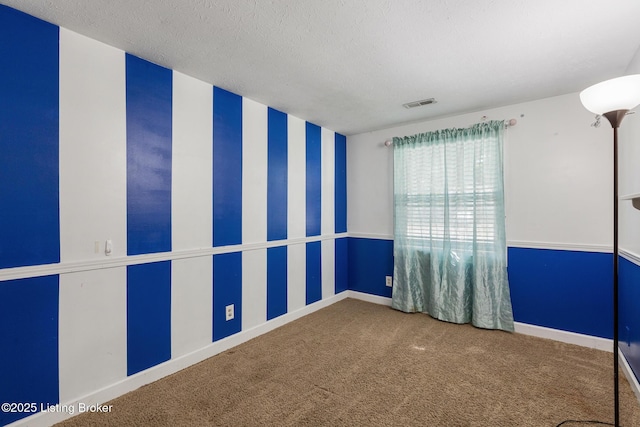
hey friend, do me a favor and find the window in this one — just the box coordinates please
[394,124,504,253]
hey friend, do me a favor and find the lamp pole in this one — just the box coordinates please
[581,74,640,427]
[602,110,626,427]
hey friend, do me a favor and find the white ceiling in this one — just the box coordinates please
[3,0,640,135]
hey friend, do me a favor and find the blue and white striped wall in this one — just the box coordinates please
[0,6,347,426]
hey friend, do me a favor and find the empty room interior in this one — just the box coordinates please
[3,1,640,426]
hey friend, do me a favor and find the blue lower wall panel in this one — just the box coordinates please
[348,238,394,298]
[306,241,322,305]
[267,246,288,320]
[508,247,612,339]
[0,275,59,425]
[213,252,242,341]
[127,262,172,376]
[335,238,348,294]
[620,257,640,382]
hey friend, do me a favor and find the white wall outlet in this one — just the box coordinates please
[225,304,234,321]
[385,276,393,287]
[105,239,112,256]
[94,241,100,254]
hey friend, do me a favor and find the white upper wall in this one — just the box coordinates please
[625,46,640,75]
[616,42,640,257]
[348,92,613,251]
[619,105,640,257]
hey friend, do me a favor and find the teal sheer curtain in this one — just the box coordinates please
[391,120,514,332]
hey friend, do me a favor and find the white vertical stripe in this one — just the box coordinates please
[172,71,213,250]
[172,257,213,357]
[242,98,268,244]
[321,128,336,235]
[321,239,335,299]
[242,249,267,330]
[288,115,306,239]
[59,28,126,262]
[287,243,306,312]
[59,268,127,403]
[242,98,268,243]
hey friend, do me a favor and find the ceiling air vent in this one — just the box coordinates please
[403,98,437,109]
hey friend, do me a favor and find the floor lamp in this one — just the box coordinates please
[580,74,640,427]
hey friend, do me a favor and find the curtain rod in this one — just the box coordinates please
[384,117,518,147]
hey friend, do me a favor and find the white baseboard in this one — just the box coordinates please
[619,348,640,404]
[8,292,349,427]
[513,322,613,352]
[347,290,392,306]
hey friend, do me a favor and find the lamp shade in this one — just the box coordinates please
[580,74,640,115]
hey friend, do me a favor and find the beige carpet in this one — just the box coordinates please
[57,298,640,426]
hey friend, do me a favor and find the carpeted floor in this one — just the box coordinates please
[57,298,640,426]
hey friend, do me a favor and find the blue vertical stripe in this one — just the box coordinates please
[267,108,288,241]
[305,122,322,237]
[0,6,59,268]
[335,238,348,294]
[0,275,59,425]
[267,246,288,320]
[126,55,172,255]
[213,252,242,341]
[334,133,347,233]
[306,241,322,305]
[213,87,243,247]
[127,262,172,376]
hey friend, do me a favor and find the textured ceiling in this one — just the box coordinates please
[3,0,640,135]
